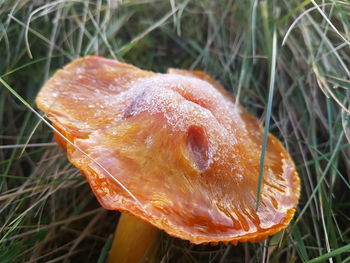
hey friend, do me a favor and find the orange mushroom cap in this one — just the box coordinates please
[36,56,300,245]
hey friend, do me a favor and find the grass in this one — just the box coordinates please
[1,0,350,262]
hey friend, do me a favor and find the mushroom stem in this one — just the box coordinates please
[107,212,159,263]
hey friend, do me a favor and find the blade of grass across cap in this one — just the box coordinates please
[256,28,277,210]
[0,77,146,213]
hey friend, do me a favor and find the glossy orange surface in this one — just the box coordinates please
[36,56,300,244]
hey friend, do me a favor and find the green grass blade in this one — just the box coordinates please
[97,236,112,263]
[306,244,350,263]
[256,29,277,210]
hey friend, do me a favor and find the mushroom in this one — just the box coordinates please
[35,56,300,262]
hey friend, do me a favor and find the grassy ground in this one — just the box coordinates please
[1,0,350,262]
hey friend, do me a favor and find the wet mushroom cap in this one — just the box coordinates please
[36,56,300,245]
